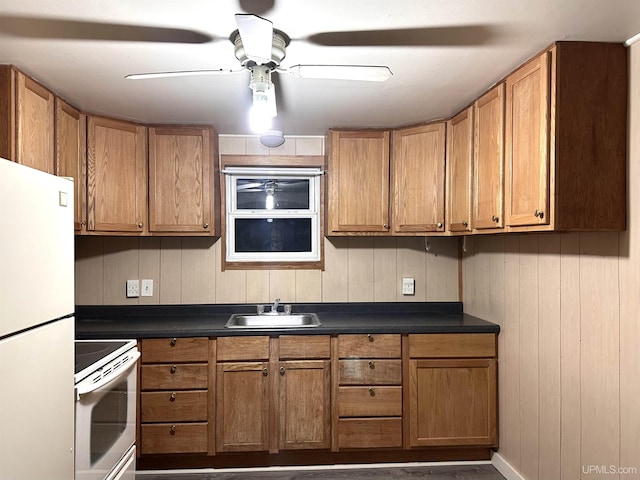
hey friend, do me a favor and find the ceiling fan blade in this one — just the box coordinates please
[235,14,273,64]
[0,15,212,43]
[306,25,496,47]
[125,69,243,80]
[282,65,392,82]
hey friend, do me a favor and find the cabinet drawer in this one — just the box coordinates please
[140,390,207,422]
[338,334,401,358]
[141,364,208,390]
[140,337,209,363]
[217,336,270,361]
[279,335,330,359]
[338,418,402,449]
[339,359,401,385]
[409,334,496,358]
[338,386,402,417]
[140,423,208,454]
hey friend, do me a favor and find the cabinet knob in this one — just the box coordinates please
[263,367,269,377]
[534,209,545,219]
[383,224,389,229]
[138,222,143,228]
[437,222,443,229]
[492,215,499,223]
[80,220,86,226]
[203,223,209,229]
[279,366,285,376]
[170,338,177,346]
[462,220,469,227]
[368,360,375,369]
[170,365,177,374]
[367,334,374,342]
[170,392,176,402]
[170,425,176,435]
[368,388,376,397]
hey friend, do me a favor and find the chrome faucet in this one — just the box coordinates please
[271,298,280,313]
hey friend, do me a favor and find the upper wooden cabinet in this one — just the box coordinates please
[326,129,390,234]
[87,115,148,234]
[55,99,87,232]
[0,67,55,174]
[505,42,627,231]
[473,84,505,231]
[446,108,474,233]
[392,123,446,234]
[148,126,219,235]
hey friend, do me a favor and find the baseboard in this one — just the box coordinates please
[491,452,527,480]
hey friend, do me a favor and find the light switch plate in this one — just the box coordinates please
[141,279,153,297]
[402,277,415,295]
[126,279,139,298]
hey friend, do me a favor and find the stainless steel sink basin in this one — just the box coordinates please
[225,313,321,329]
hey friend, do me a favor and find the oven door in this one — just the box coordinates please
[75,355,138,480]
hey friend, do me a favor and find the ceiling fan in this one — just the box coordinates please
[124,14,394,131]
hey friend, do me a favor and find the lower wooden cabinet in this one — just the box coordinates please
[406,334,498,448]
[335,334,403,450]
[279,359,331,450]
[215,335,332,453]
[138,337,211,455]
[137,332,498,464]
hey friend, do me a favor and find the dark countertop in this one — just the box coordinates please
[75,302,499,339]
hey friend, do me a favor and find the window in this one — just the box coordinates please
[223,167,323,264]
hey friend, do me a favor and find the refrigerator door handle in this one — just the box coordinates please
[75,351,140,399]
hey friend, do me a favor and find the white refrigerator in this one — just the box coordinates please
[0,158,75,479]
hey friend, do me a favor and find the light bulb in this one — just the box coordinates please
[250,91,272,133]
[265,193,274,210]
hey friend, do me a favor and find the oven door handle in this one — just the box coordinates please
[75,351,140,398]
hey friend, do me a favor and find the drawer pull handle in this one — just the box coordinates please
[369,388,376,397]
[534,209,544,219]
[170,338,177,346]
[492,215,500,223]
[368,360,375,369]
[279,367,285,376]
[263,367,269,377]
[367,334,374,342]
[170,365,177,374]
[170,393,176,402]
[170,425,176,435]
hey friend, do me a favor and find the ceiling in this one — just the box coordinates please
[1,0,639,136]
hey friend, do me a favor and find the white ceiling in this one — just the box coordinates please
[1,0,639,136]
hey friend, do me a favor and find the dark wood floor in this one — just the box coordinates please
[137,464,506,480]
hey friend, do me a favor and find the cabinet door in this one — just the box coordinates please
[15,71,54,174]
[408,358,497,447]
[148,126,216,234]
[505,52,551,227]
[279,360,330,450]
[392,123,446,233]
[55,99,86,232]
[87,116,147,233]
[216,362,270,452]
[446,109,474,233]
[473,84,505,230]
[327,130,390,233]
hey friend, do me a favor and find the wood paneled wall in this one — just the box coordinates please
[75,135,459,305]
[463,43,640,480]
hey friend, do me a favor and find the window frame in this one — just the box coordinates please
[220,156,325,271]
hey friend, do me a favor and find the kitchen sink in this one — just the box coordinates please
[225,313,321,329]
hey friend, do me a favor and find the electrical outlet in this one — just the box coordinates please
[126,279,139,298]
[141,279,153,297]
[402,277,415,295]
